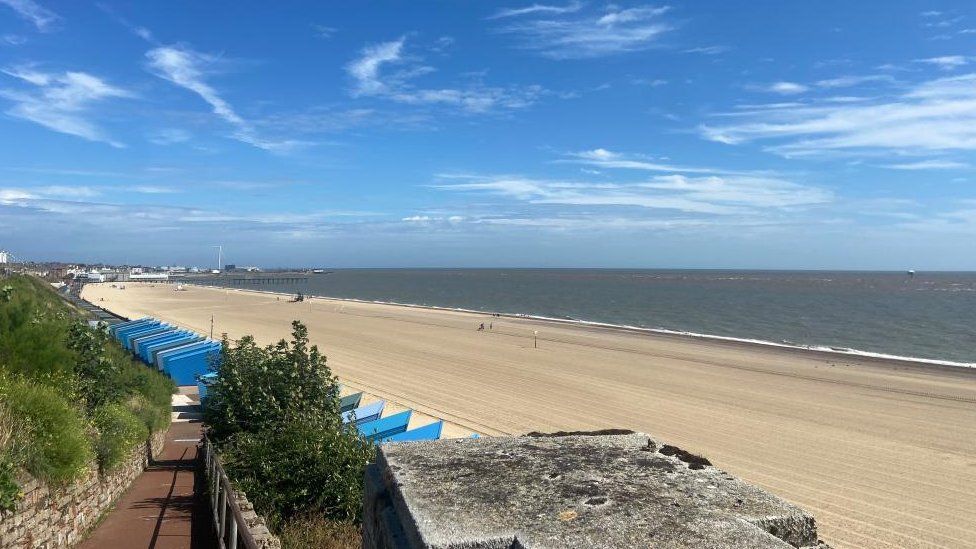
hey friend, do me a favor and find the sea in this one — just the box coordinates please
[200,269,976,366]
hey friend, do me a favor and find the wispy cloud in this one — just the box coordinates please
[148,127,192,145]
[684,45,729,55]
[701,72,976,158]
[881,159,970,170]
[0,66,130,146]
[0,0,59,32]
[916,55,971,70]
[759,81,809,95]
[146,44,304,152]
[346,37,545,113]
[432,172,831,215]
[564,148,720,174]
[493,4,673,59]
[312,24,336,38]
[488,2,582,20]
[814,74,894,88]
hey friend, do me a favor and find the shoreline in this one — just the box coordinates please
[187,282,976,372]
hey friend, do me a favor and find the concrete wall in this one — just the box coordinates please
[0,430,166,548]
[364,431,832,549]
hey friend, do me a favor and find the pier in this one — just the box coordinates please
[182,273,310,286]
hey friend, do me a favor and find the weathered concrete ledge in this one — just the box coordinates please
[364,431,831,548]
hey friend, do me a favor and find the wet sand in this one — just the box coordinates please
[83,282,976,549]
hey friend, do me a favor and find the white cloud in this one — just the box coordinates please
[684,45,728,55]
[565,148,720,174]
[312,24,336,38]
[146,45,303,152]
[701,72,976,157]
[0,0,58,32]
[432,172,831,215]
[814,74,894,88]
[488,2,582,19]
[881,159,970,170]
[0,66,130,146]
[493,3,672,59]
[148,127,192,145]
[763,82,809,95]
[917,55,970,70]
[346,37,545,113]
[347,38,405,96]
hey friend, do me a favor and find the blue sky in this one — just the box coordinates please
[1,1,975,269]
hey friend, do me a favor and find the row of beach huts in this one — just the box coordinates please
[107,317,446,443]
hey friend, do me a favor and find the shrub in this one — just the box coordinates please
[93,403,149,471]
[279,515,361,549]
[204,321,375,527]
[125,394,170,434]
[205,321,341,443]
[1,379,92,485]
[222,420,375,526]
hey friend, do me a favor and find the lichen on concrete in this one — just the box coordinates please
[364,431,829,548]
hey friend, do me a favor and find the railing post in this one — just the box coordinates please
[218,485,227,539]
[228,516,238,549]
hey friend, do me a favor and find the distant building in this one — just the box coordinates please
[224,264,237,272]
[0,251,8,264]
[129,273,169,281]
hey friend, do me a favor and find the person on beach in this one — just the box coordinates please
[478,323,485,331]
[489,322,493,330]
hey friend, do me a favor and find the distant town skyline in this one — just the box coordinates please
[1,1,975,269]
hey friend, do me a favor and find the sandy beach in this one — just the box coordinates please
[83,282,976,549]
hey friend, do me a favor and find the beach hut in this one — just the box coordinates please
[131,328,180,356]
[161,343,221,385]
[108,317,152,337]
[129,324,176,355]
[147,335,203,368]
[154,339,213,369]
[381,421,444,443]
[122,324,172,350]
[135,330,193,362]
[342,401,385,424]
[112,318,159,343]
[357,410,412,440]
[339,392,363,413]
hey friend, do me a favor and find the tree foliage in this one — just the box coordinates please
[204,321,375,526]
[205,321,343,441]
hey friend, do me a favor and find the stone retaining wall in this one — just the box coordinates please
[0,429,167,548]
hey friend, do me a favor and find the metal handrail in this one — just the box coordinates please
[201,437,260,549]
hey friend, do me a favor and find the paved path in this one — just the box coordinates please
[78,391,216,549]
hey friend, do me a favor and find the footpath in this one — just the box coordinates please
[77,389,216,549]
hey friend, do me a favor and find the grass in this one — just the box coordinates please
[93,403,149,471]
[0,274,174,489]
[0,377,93,485]
[278,515,361,549]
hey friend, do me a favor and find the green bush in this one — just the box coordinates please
[222,420,374,526]
[93,403,149,471]
[0,275,173,491]
[205,321,341,442]
[204,321,375,528]
[125,394,170,434]
[1,379,93,485]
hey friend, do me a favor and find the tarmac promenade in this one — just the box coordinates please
[77,391,215,549]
